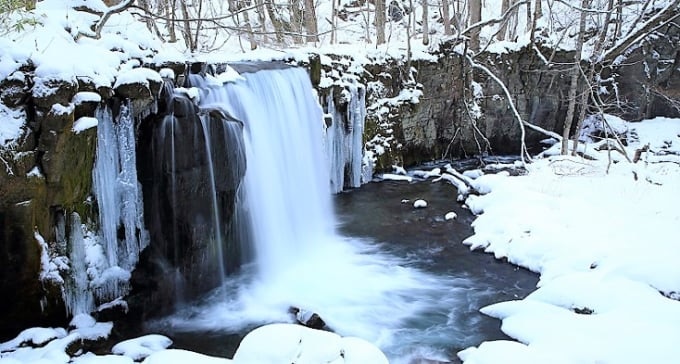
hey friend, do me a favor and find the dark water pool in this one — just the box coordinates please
[151,179,537,363]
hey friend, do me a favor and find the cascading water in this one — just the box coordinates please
[189,67,336,278]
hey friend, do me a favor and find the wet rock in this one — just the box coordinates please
[289,307,328,330]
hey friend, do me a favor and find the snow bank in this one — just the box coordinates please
[1,323,388,364]
[459,117,680,364]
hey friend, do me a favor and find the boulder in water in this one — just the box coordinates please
[288,306,328,330]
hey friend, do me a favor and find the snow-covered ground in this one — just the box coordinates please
[458,117,680,363]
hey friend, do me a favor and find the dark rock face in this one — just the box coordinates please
[0,64,168,338]
[0,78,95,340]
[132,81,247,318]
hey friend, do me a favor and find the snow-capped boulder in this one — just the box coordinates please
[232,323,388,364]
[413,199,428,208]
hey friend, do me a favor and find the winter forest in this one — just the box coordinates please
[0,0,679,363]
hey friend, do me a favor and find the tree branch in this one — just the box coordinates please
[601,0,680,64]
[462,0,528,37]
[74,0,136,39]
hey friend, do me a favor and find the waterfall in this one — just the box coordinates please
[325,80,367,193]
[189,66,332,280]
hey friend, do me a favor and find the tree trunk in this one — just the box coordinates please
[442,0,451,35]
[498,0,510,40]
[407,0,413,68]
[289,0,304,43]
[193,0,204,51]
[468,0,482,51]
[179,0,196,51]
[168,0,178,43]
[242,8,259,49]
[376,0,386,44]
[561,0,589,154]
[265,0,285,42]
[303,0,319,42]
[422,0,429,45]
[331,0,337,43]
[530,0,541,42]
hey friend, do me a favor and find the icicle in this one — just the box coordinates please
[116,102,148,270]
[324,80,367,193]
[93,106,121,268]
[91,102,149,307]
[347,81,367,188]
[64,212,94,316]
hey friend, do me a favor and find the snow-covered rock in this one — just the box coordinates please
[413,199,428,208]
[112,335,173,361]
[232,323,388,364]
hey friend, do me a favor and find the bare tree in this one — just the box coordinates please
[468,0,482,51]
[422,0,429,45]
[560,0,589,155]
[303,0,319,42]
[330,0,338,43]
[498,0,510,40]
[376,0,386,44]
[441,0,452,35]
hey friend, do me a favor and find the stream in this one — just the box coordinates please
[150,177,537,363]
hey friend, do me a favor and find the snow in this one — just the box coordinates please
[0,328,67,352]
[458,118,680,363]
[0,104,25,146]
[142,350,232,364]
[1,324,387,364]
[232,324,388,364]
[158,68,175,80]
[444,212,457,220]
[413,199,428,208]
[69,314,97,329]
[380,173,413,182]
[26,166,43,178]
[72,117,98,134]
[113,68,162,89]
[111,335,172,361]
[73,92,102,105]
